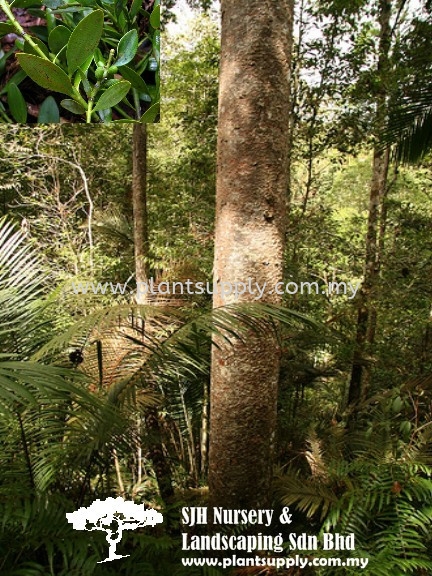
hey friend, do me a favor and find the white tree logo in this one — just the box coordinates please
[66,497,163,563]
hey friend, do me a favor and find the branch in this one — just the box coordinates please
[8,153,95,271]
[0,0,49,60]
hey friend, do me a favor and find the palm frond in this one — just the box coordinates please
[383,87,432,163]
[32,301,327,401]
[94,209,134,246]
[0,216,59,359]
[276,467,338,520]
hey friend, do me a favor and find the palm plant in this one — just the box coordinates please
[384,87,432,163]
[34,295,322,488]
[0,218,327,574]
[0,218,142,574]
[383,12,432,164]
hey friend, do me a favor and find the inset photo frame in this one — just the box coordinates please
[0,0,159,123]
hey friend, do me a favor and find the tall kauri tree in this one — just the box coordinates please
[208,0,293,509]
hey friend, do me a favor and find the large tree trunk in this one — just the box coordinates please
[208,0,293,509]
[347,0,392,418]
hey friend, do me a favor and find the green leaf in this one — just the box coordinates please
[0,48,17,77]
[140,101,159,123]
[38,96,60,123]
[97,108,112,122]
[115,29,138,67]
[0,70,26,97]
[51,5,88,12]
[60,98,86,114]
[10,0,42,6]
[118,65,148,93]
[114,0,125,17]
[23,37,49,58]
[153,29,160,62]
[45,10,57,35]
[0,23,16,35]
[48,25,71,54]
[144,83,157,101]
[93,47,104,65]
[29,25,49,42]
[129,0,142,18]
[44,0,66,6]
[392,396,403,413]
[66,9,104,74]
[150,4,160,29]
[400,420,412,436]
[7,83,27,123]
[15,38,24,51]
[93,80,131,112]
[78,52,94,76]
[17,54,74,96]
[77,69,92,95]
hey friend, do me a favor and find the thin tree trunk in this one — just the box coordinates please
[209,0,293,509]
[113,448,125,497]
[347,0,392,418]
[132,123,149,304]
[131,415,143,498]
[145,408,174,502]
[180,385,198,484]
[131,124,174,501]
[366,149,395,347]
[286,0,305,212]
[200,379,209,477]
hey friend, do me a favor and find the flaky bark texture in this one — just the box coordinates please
[132,123,149,304]
[209,0,292,509]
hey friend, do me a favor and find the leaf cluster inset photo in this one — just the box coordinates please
[0,0,160,123]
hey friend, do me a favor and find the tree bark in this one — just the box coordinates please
[208,0,293,509]
[200,378,209,477]
[347,0,392,418]
[131,124,175,501]
[132,123,149,304]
